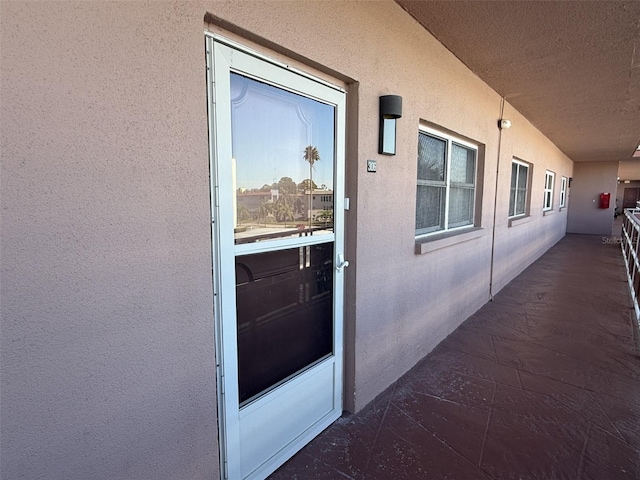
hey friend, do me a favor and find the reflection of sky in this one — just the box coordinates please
[231,73,335,190]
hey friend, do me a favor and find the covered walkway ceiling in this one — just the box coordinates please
[396,0,640,164]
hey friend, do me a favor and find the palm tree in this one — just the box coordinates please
[274,196,294,225]
[258,200,274,226]
[303,145,320,221]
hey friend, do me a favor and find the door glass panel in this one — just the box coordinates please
[235,243,334,405]
[231,73,335,244]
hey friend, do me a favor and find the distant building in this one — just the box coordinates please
[236,191,276,218]
[237,189,333,221]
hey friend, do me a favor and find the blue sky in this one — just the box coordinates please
[231,73,335,190]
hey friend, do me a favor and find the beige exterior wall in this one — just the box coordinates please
[1,3,219,480]
[567,162,618,234]
[490,102,573,294]
[2,2,574,479]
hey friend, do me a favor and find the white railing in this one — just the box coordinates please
[620,207,640,326]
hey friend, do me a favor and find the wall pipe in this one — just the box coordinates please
[489,97,505,300]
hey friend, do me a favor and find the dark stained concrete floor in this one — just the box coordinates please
[269,234,640,479]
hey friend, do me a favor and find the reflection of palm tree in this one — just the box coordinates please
[303,145,320,221]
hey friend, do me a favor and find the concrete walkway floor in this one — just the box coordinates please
[269,234,640,479]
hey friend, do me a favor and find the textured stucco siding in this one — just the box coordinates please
[490,102,573,295]
[1,3,219,480]
[205,0,570,410]
[1,1,574,479]
[567,162,618,234]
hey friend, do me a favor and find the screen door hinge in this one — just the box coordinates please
[344,197,350,210]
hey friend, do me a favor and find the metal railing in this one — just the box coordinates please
[620,207,640,325]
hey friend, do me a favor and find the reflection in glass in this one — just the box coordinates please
[230,73,335,244]
[509,162,528,217]
[417,133,446,182]
[448,186,474,228]
[449,143,476,228]
[509,162,518,216]
[235,244,334,405]
[416,132,447,233]
[450,144,475,184]
[416,184,445,232]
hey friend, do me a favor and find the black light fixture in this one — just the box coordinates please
[379,95,402,155]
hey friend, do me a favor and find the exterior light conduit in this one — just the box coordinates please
[489,97,506,301]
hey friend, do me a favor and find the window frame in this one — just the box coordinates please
[559,176,568,208]
[415,125,478,238]
[509,158,531,218]
[543,170,555,212]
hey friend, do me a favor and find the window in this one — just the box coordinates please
[415,126,477,236]
[509,159,530,217]
[543,170,555,211]
[559,176,567,208]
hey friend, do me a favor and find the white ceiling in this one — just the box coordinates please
[396,0,640,164]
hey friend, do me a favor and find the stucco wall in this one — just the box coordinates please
[1,3,218,480]
[207,0,501,410]
[2,1,575,479]
[490,102,573,294]
[567,162,618,234]
[205,0,570,411]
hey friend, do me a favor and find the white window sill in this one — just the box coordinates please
[508,215,532,228]
[415,227,485,255]
[543,209,555,216]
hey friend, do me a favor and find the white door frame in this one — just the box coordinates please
[206,34,346,480]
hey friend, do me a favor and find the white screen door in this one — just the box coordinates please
[206,37,346,480]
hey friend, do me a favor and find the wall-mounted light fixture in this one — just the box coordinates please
[379,95,402,155]
[498,119,512,129]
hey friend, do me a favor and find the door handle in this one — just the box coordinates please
[336,253,350,272]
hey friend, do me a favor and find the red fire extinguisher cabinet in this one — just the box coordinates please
[599,192,610,209]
